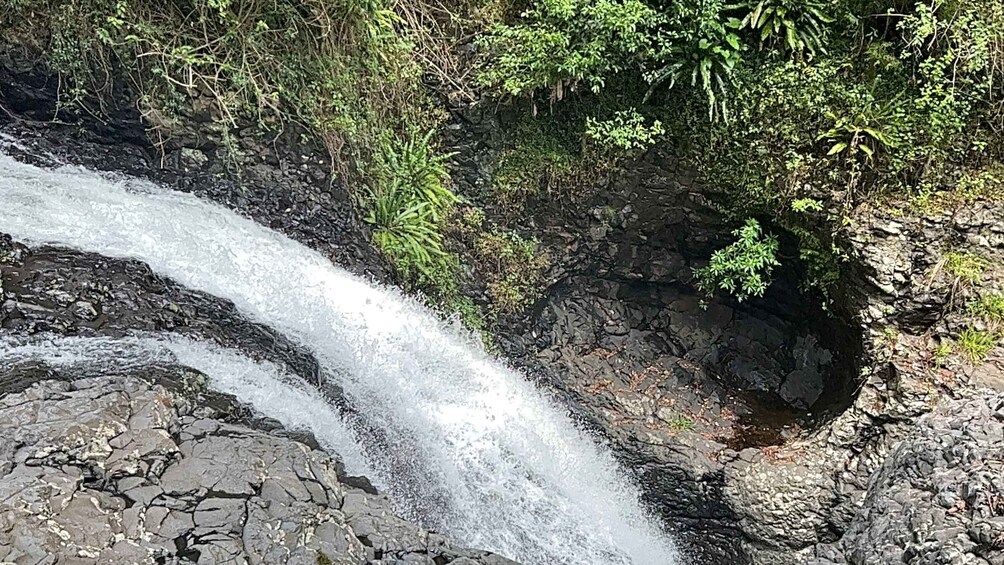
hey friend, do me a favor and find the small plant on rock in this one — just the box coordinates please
[957,166,1004,203]
[933,341,952,368]
[695,218,780,302]
[377,130,457,221]
[666,414,696,432]
[447,207,550,319]
[585,109,666,153]
[957,327,996,364]
[943,251,989,286]
[365,180,448,276]
[791,197,824,213]
[968,292,1004,328]
[478,231,549,317]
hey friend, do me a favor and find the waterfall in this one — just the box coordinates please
[0,334,375,477]
[0,150,679,565]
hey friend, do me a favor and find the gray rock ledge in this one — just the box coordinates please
[0,376,516,565]
[807,393,1004,565]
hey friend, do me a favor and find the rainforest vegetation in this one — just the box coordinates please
[2,0,1002,327]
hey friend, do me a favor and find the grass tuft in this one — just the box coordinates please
[957,327,996,364]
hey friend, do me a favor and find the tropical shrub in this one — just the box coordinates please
[375,130,457,221]
[643,0,743,119]
[365,181,447,276]
[899,1,1004,146]
[818,96,903,165]
[479,0,746,117]
[364,130,458,283]
[695,219,780,302]
[585,109,665,152]
[477,0,662,98]
[734,0,833,56]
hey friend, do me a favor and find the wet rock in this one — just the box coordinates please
[780,338,833,409]
[178,147,209,170]
[778,369,824,409]
[0,243,323,395]
[72,300,99,320]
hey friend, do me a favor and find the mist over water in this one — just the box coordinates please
[0,151,679,564]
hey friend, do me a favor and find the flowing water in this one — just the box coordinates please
[0,150,679,564]
[0,334,375,476]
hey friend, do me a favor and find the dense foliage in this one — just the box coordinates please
[0,0,486,315]
[475,0,662,98]
[5,0,1002,338]
[478,0,1004,301]
[3,0,430,158]
[481,0,999,196]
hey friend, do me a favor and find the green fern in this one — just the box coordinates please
[365,180,446,272]
[379,130,457,220]
[734,0,832,56]
[645,17,743,120]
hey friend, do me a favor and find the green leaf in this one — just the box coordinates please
[786,26,797,50]
[750,1,765,27]
[760,24,773,41]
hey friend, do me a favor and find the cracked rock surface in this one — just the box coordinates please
[0,376,515,565]
[807,393,1004,565]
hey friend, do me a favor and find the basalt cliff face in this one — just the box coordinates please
[527,149,1004,565]
[1,52,1003,565]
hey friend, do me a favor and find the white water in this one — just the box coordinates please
[0,151,679,564]
[0,334,375,476]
